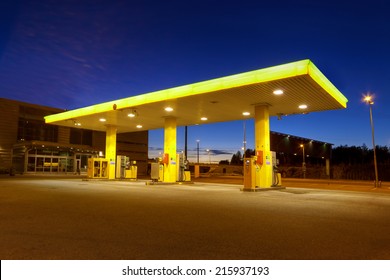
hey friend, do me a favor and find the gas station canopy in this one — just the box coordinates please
[45,59,348,132]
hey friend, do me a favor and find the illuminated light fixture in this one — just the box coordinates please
[273,89,284,95]
[136,124,143,128]
[242,112,250,116]
[99,118,106,122]
[298,104,308,109]
[200,117,208,121]
[128,109,138,118]
[164,107,174,112]
[74,121,81,126]
[363,94,374,105]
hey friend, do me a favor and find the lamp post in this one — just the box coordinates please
[243,120,247,156]
[206,149,211,164]
[364,94,379,188]
[300,144,306,178]
[196,140,200,164]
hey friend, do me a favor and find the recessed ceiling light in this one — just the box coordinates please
[136,124,143,128]
[99,118,106,122]
[165,107,173,112]
[128,109,137,117]
[242,112,250,116]
[299,104,308,109]
[273,89,284,95]
[200,117,208,121]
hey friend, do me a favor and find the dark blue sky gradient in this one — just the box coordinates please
[1,0,389,157]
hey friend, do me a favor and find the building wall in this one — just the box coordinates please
[0,99,19,171]
[58,126,70,144]
[117,131,148,175]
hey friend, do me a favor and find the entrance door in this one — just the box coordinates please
[76,159,81,175]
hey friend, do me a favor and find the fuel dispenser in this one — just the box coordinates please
[87,158,109,179]
[150,153,168,182]
[150,153,191,183]
[243,152,262,189]
[116,155,137,179]
[243,150,282,189]
[271,151,282,186]
[177,153,191,182]
[116,155,127,179]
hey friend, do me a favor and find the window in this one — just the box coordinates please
[18,118,58,142]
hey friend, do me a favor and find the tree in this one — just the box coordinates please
[230,151,243,165]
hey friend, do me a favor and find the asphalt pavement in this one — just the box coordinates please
[1,176,390,260]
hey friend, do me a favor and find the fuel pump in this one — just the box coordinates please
[116,155,127,179]
[126,160,137,179]
[177,153,191,182]
[271,151,282,186]
[243,151,262,190]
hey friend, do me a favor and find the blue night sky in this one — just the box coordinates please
[1,0,389,161]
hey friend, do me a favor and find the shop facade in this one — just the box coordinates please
[0,98,148,175]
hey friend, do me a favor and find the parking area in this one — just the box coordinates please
[1,176,390,259]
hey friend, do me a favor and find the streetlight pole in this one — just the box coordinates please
[196,140,200,164]
[300,144,306,179]
[243,120,247,156]
[364,94,379,188]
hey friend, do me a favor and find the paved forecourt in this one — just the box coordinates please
[1,177,390,259]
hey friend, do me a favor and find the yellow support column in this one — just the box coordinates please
[255,105,272,188]
[163,117,177,183]
[105,125,117,180]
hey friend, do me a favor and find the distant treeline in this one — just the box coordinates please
[332,145,390,165]
[331,145,390,181]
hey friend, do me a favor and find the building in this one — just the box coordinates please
[0,98,148,175]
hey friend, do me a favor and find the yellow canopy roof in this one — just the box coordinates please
[45,59,348,133]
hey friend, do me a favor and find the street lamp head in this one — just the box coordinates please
[363,94,374,105]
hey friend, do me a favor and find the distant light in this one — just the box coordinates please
[200,117,208,121]
[74,122,81,126]
[363,94,374,104]
[99,118,106,122]
[298,104,308,109]
[242,112,250,116]
[273,89,284,95]
[136,124,143,128]
[128,113,136,117]
[165,107,174,112]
